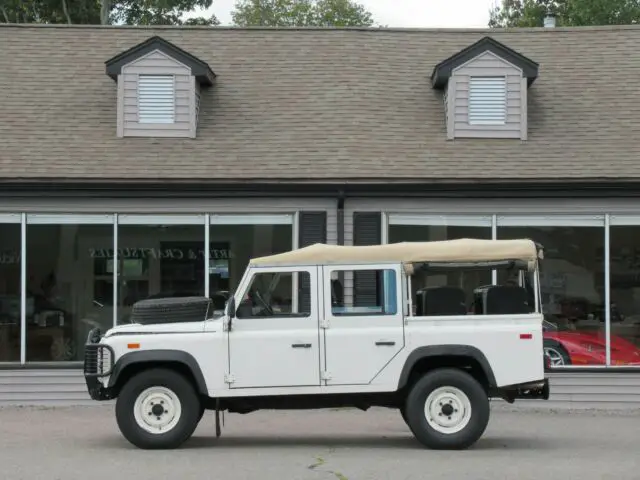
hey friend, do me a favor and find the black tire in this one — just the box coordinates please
[116,368,202,449]
[543,339,572,367]
[404,368,490,450]
[400,407,408,424]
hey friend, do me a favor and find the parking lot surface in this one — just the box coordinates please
[1,403,639,480]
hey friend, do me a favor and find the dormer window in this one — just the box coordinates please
[431,37,538,140]
[105,36,215,138]
[468,76,507,125]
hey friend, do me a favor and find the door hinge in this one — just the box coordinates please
[320,319,330,329]
[224,373,236,384]
[321,370,332,381]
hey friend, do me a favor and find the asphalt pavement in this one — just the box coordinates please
[1,403,639,480]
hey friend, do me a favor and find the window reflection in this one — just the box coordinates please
[208,224,292,313]
[0,223,21,361]
[26,224,114,362]
[116,225,206,324]
[498,225,609,367]
[607,226,640,366]
[388,224,492,308]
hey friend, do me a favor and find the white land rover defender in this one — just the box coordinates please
[84,238,549,450]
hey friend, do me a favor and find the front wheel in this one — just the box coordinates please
[116,368,202,449]
[404,368,490,450]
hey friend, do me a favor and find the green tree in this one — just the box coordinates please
[231,0,375,27]
[489,0,640,28]
[0,0,219,25]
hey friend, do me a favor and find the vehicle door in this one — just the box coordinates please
[227,266,321,389]
[322,264,405,385]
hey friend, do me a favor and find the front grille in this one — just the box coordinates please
[84,344,115,377]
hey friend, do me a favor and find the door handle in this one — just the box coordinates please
[291,343,312,349]
[375,341,396,346]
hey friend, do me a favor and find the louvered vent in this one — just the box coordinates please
[468,76,506,125]
[138,75,175,124]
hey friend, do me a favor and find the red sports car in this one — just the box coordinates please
[543,320,640,366]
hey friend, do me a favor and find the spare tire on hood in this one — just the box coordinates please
[129,296,213,325]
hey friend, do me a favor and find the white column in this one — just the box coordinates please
[604,214,611,366]
[112,214,119,328]
[20,213,26,364]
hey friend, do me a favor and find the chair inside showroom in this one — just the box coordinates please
[485,285,533,315]
[415,286,467,316]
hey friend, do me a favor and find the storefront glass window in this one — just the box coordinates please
[607,224,640,366]
[497,220,606,367]
[388,216,492,308]
[116,221,206,324]
[0,221,21,362]
[208,221,293,312]
[26,220,114,362]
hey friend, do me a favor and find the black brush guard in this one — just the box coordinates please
[83,328,116,401]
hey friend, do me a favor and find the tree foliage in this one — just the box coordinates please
[231,0,375,27]
[0,0,219,25]
[489,0,640,28]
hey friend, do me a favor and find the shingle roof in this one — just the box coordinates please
[1,23,640,183]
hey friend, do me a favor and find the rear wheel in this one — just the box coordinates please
[404,368,490,450]
[116,368,202,449]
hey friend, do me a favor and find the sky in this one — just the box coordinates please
[191,0,497,28]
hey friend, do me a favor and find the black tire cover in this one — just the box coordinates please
[129,296,213,325]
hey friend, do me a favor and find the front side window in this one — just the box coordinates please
[236,271,310,319]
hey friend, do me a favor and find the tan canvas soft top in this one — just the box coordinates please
[250,238,541,272]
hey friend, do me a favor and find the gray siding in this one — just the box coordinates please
[516,372,640,409]
[0,369,97,406]
[118,49,195,138]
[449,51,526,140]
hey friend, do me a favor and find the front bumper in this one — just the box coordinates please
[497,378,550,403]
[83,328,116,401]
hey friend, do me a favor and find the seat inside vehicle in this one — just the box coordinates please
[415,286,467,316]
[484,285,533,315]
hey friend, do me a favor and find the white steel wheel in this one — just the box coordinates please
[405,368,490,450]
[133,386,183,435]
[424,386,472,435]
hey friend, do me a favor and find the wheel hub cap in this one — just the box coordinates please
[424,386,472,434]
[133,386,182,435]
[544,347,566,366]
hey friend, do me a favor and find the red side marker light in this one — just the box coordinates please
[520,333,533,340]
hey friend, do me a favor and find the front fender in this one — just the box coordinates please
[107,349,208,395]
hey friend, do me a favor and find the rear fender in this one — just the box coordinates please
[397,345,497,390]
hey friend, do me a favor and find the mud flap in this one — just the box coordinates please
[215,398,224,438]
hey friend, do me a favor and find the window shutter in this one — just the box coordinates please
[195,88,201,125]
[468,76,506,125]
[353,212,382,307]
[298,212,327,313]
[138,75,175,124]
